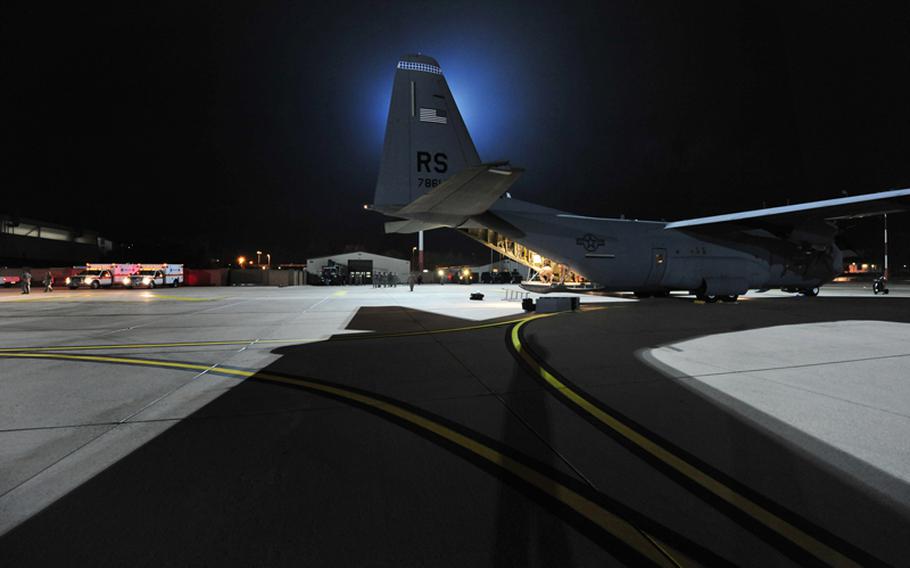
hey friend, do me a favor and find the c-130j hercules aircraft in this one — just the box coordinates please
[369,54,910,301]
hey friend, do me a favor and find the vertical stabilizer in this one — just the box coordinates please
[373,55,481,210]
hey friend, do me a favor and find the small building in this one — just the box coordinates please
[306,251,410,285]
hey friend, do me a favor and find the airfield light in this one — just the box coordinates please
[238,256,246,268]
[437,269,444,277]
[462,268,470,276]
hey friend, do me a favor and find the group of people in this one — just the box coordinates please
[17,270,54,294]
[372,272,399,288]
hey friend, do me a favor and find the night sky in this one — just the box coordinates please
[4,2,910,266]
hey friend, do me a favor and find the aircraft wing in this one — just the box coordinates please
[664,188,910,236]
[393,162,523,225]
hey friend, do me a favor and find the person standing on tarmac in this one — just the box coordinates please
[408,272,416,292]
[44,270,54,292]
[21,269,32,294]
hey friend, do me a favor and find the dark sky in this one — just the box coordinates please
[4,1,910,264]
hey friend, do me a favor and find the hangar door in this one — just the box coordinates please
[348,259,373,285]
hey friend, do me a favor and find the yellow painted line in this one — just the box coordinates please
[0,349,683,566]
[332,290,348,297]
[0,338,321,353]
[0,351,253,377]
[333,313,556,341]
[3,295,85,303]
[510,319,861,567]
[147,294,218,302]
[2,294,218,303]
[0,315,550,354]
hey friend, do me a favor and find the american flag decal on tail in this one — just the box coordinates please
[419,108,448,124]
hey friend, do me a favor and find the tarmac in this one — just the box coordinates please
[0,282,908,566]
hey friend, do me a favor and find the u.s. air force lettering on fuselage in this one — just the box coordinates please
[417,151,447,188]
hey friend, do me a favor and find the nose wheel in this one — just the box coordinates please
[800,287,820,297]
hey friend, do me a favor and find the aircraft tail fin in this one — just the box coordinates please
[373,55,481,211]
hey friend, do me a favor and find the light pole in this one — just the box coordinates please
[256,250,262,266]
[882,213,888,280]
[418,230,424,272]
[266,253,271,269]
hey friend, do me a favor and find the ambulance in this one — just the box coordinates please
[66,263,139,289]
[121,264,184,289]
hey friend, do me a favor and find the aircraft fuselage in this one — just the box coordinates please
[485,198,840,295]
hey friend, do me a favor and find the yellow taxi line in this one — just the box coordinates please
[0,349,683,566]
[510,318,861,567]
[0,314,554,353]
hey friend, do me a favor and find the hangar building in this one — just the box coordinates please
[306,251,410,285]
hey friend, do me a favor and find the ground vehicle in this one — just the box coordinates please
[1,275,21,288]
[66,268,115,289]
[873,276,890,295]
[320,262,348,285]
[121,264,183,288]
[65,263,139,289]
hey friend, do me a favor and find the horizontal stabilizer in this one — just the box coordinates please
[665,188,910,233]
[384,219,446,234]
[396,163,523,224]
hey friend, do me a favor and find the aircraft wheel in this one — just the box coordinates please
[801,287,819,297]
[633,291,652,299]
[697,294,718,303]
[721,294,738,302]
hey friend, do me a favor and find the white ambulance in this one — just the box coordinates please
[121,264,184,289]
[66,263,139,289]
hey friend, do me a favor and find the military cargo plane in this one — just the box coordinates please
[369,54,910,301]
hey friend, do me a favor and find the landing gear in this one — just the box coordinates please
[697,294,719,303]
[633,291,652,299]
[800,287,820,297]
[720,294,739,302]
